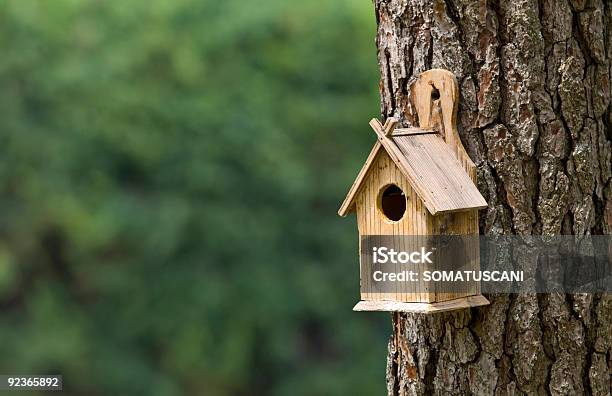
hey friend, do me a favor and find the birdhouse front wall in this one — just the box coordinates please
[354,149,480,303]
[354,150,431,237]
[354,150,432,303]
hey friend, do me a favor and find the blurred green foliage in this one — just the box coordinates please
[0,0,388,395]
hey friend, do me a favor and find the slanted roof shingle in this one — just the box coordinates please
[338,121,487,216]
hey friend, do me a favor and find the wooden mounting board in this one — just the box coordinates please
[353,295,489,314]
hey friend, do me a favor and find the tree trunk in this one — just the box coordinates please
[373,0,612,394]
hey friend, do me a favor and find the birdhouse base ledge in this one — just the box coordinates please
[353,295,490,314]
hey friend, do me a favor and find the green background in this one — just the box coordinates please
[0,1,389,394]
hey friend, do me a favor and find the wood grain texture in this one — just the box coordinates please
[337,141,384,217]
[410,69,476,175]
[353,295,490,314]
[392,133,487,214]
[355,149,432,302]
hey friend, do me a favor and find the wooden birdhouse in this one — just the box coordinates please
[338,69,490,313]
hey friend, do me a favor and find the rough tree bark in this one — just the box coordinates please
[373,0,612,395]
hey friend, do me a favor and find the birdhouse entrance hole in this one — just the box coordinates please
[431,86,440,100]
[379,184,406,221]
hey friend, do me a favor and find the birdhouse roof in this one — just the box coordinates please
[338,123,487,217]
